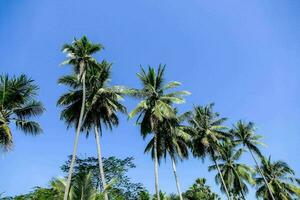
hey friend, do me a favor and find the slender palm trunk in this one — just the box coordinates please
[94,126,109,200]
[171,157,183,200]
[211,150,231,200]
[63,73,86,200]
[154,133,161,200]
[248,147,275,200]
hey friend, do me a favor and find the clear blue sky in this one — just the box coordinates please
[0,0,300,199]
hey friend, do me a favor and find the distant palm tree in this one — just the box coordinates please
[129,65,189,200]
[231,120,275,200]
[255,156,300,199]
[186,103,232,200]
[60,36,103,200]
[51,172,114,200]
[0,74,44,151]
[144,111,190,200]
[58,61,126,200]
[209,141,254,199]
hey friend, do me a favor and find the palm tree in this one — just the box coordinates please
[129,65,190,200]
[0,74,44,151]
[58,61,126,200]
[231,120,275,200]
[209,141,254,199]
[186,103,232,200]
[60,36,103,200]
[255,156,300,199]
[69,172,97,200]
[51,172,112,200]
[144,111,190,200]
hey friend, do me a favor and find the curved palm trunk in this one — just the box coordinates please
[154,133,161,200]
[63,73,86,200]
[94,126,109,200]
[211,151,231,200]
[171,157,183,200]
[248,147,275,200]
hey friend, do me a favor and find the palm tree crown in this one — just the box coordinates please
[58,61,126,133]
[144,111,190,163]
[231,120,265,158]
[209,142,254,199]
[187,103,230,159]
[129,65,190,135]
[0,74,44,150]
[61,36,104,82]
[255,156,300,200]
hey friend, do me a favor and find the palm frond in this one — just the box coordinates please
[15,119,42,135]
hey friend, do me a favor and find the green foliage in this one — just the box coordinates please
[209,142,255,198]
[0,74,44,151]
[144,111,190,163]
[69,172,97,200]
[61,156,145,199]
[138,191,151,200]
[57,61,127,135]
[6,187,58,200]
[231,120,265,158]
[183,178,220,200]
[255,156,300,200]
[129,65,189,138]
[61,36,104,81]
[186,103,230,160]
[152,191,168,200]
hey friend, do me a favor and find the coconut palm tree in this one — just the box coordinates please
[58,61,126,200]
[129,65,190,200]
[255,156,300,199]
[51,172,114,200]
[144,111,190,200]
[60,36,103,200]
[0,74,44,151]
[186,103,232,200]
[209,141,254,199]
[231,120,275,200]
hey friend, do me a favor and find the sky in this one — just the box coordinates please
[0,0,300,199]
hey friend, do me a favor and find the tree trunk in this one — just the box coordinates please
[248,147,275,200]
[212,151,231,200]
[154,134,160,200]
[63,73,86,200]
[94,126,109,200]
[171,157,183,200]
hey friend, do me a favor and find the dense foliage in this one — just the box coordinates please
[61,156,145,199]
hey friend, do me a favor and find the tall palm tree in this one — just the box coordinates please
[231,120,275,200]
[255,156,300,199]
[58,61,126,200]
[209,141,254,199]
[144,111,190,200]
[129,65,190,200]
[186,103,232,200]
[0,74,44,151]
[60,36,103,200]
